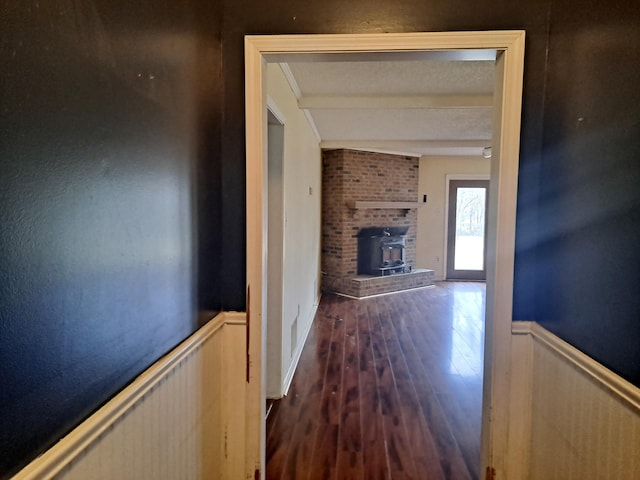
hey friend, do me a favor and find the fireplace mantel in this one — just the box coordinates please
[346,200,423,210]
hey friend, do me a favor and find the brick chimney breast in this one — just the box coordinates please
[321,149,420,295]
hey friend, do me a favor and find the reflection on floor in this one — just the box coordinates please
[266,281,485,480]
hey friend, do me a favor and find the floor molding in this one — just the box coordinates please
[334,284,435,300]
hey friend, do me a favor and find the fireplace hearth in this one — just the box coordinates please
[357,226,410,276]
[321,149,433,297]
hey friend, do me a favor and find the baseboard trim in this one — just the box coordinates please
[13,312,234,480]
[335,284,435,300]
[512,321,640,411]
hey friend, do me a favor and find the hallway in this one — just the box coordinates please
[266,281,485,479]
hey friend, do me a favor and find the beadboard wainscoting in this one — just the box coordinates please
[511,321,640,479]
[14,312,247,480]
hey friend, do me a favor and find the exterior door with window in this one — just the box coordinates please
[446,179,489,280]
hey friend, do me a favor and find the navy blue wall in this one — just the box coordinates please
[0,1,222,477]
[535,0,640,385]
[1,0,639,476]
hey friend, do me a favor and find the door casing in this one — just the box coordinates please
[245,31,525,479]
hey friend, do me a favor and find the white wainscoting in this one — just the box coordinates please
[14,312,247,480]
[510,321,640,480]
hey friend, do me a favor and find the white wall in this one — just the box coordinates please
[266,63,322,397]
[416,155,491,279]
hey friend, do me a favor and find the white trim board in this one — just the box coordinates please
[245,31,525,479]
[335,284,436,301]
[278,62,322,142]
[266,95,286,125]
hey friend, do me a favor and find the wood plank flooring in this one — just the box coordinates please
[266,282,485,480]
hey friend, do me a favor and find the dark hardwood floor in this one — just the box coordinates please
[266,281,485,480]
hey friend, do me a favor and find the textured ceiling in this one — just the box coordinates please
[282,58,496,156]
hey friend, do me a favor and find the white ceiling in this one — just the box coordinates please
[279,55,497,157]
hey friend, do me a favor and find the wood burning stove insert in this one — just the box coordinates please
[357,226,410,276]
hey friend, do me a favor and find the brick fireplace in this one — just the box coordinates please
[321,149,434,297]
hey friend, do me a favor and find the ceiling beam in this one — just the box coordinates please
[319,139,491,157]
[299,94,493,109]
[320,139,490,148]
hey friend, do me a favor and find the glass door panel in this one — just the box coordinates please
[447,180,489,280]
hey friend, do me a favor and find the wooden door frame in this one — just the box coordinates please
[245,31,525,479]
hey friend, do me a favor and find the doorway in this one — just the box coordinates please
[266,109,286,398]
[447,179,490,281]
[245,31,525,478]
